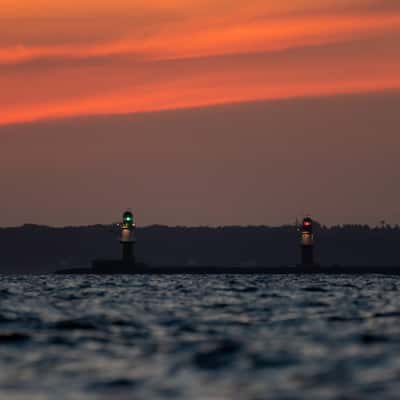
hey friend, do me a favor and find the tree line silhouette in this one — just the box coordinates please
[1,223,400,273]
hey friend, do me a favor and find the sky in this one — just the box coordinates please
[0,0,400,226]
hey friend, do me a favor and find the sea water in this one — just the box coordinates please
[1,274,400,399]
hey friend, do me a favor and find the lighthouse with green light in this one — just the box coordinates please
[120,211,136,263]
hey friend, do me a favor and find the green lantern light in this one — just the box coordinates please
[123,211,134,225]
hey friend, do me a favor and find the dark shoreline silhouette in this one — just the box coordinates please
[1,223,400,274]
[57,265,400,275]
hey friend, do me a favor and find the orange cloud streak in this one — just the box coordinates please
[1,1,400,125]
[1,13,399,64]
[2,79,400,127]
[1,43,399,126]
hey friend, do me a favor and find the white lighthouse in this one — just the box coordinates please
[120,211,136,263]
[300,216,315,266]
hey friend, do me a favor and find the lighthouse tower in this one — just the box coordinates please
[120,211,136,263]
[300,216,315,266]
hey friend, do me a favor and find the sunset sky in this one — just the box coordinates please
[1,0,400,226]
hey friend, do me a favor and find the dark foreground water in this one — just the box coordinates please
[1,275,400,400]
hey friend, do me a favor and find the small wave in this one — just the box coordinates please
[259,292,284,299]
[238,286,259,293]
[341,283,361,289]
[327,315,364,322]
[53,319,98,331]
[359,333,390,344]
[110,318,142,328]
[202,302,230,309]
[301,301,329,308]
[0,288,13,298]
[250,353,298,369]
[0,332,30,344]
[193,338,242,370]
[0,314,16,324]
[47,335,76,346]
[88,378,142,392]
[302,286,328,292]
[373,311,400,319]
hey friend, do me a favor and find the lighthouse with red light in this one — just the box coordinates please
[300,216,315,267]
[120,211,136,263]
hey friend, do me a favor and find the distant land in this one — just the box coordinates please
[1,224,400,274]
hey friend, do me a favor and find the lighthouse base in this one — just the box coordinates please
[91,259,144,273]
[296,263,320,271]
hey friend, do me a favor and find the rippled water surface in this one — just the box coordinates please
[1,274,400,399]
